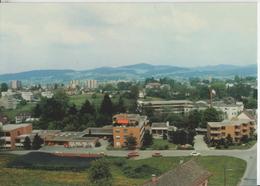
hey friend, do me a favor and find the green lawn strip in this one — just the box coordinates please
[227,140,256,150]
[0,154,246,186]
[144,139,177,150]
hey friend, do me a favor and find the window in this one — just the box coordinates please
[221,126,225,130]
[123,129,128,133]
[115,129,120,133]
[116,136,120,139]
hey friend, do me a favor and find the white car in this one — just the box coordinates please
[190,151,201,156]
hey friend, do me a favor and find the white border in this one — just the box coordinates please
[0,0,259,185]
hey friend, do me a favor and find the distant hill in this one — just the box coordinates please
[0,63,256,84]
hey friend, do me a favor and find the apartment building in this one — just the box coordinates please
[0,123,32,149]
[112,114,148,148]
[137,100,194,115]
[0,95,17,109]
[207,118,255,142]
[85,80,98,89]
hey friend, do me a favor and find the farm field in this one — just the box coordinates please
[0,152,246,186]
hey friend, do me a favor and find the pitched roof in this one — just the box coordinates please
[143,159,212,186]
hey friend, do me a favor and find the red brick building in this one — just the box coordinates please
[1,123,32,149]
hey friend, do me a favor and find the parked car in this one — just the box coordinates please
[127,151,139,158]
[152,152,162,157]
[190,151,201,156]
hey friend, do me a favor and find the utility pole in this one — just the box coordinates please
[224,165,226,186]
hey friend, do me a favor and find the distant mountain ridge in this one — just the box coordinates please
[0,63,256,84]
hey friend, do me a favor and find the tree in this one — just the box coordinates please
[0,126,4,149]
[125,134,137,150]
[23,136,31,150]
[129,85,139,99]
[0,83,8,92]
[68,104,78,115]
[143,130,153,147]
[33,104,42,118]
[201,108,223,128]
[89,159,112,186]
[226,134,233,146]
[115,96,126,113]
[187,110,202,129]
[32,134,44,150]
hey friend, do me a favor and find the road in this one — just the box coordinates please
[2,144,257,186]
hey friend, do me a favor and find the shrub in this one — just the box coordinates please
[95,141,101,147]
[113,158,126,167]
[122,164,161,178]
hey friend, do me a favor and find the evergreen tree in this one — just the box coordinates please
[32,134,44,150]
[23,136,31,150]
[116,96,126,113]
[80,99,95,115]
[143,130,153,147]
[125,134,137,150]
[100,94,113,116]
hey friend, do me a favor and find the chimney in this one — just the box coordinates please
[151,174,158,184]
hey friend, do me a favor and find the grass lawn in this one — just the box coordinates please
[147,139,177,150]
[2,102,37,120]
[0,153,246,186]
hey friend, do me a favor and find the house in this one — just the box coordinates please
[41,91,54,98]
[21,91,33,101]
[145,82,161,89]
[143,159,212,186]
[15,113,32,124]
[0,123,32,149]
[151,121,177,139]
[212,101,244,120]
[112,113,148,148]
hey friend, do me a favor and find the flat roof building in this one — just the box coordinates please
[1,123,32,149]
[112,114,148,148]
[137,100,194,115]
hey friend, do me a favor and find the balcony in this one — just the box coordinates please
[0,136,11,141]
[210,130,221,134]
[15,143,23,147]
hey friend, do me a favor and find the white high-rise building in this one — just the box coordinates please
[85,80,98,89]
[10,80,22,90]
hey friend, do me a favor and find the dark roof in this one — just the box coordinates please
[143,160,212,186]
[84,127,113,135]
[151,122,168,128]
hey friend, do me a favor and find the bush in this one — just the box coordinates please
[113,158,126,167]
[95,141,101,147]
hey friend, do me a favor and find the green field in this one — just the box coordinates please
[2,103,37,120]
[0,153,246,186]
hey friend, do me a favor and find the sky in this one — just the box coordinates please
[0,3,257,74]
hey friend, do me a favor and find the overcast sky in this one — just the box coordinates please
[0,3,257,74]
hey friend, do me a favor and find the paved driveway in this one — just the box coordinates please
[193,135,209,151]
